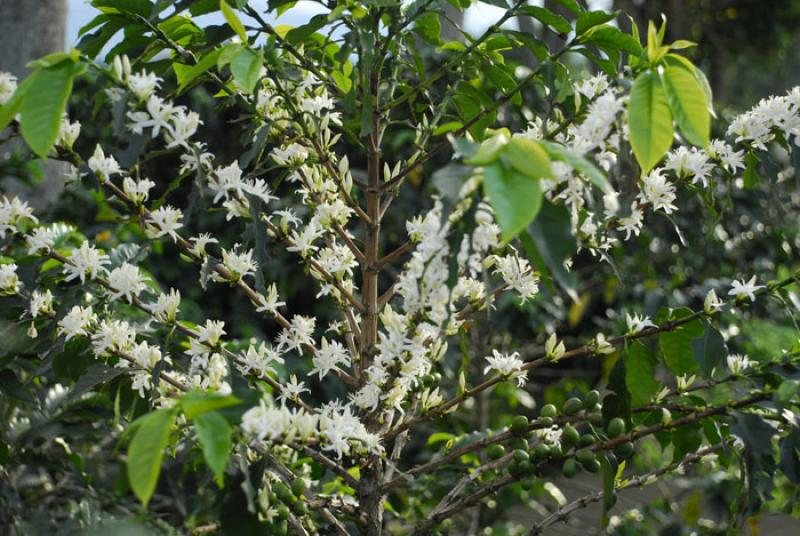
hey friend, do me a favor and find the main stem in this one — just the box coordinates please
[358,61,384,535]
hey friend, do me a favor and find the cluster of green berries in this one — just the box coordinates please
[260,478,309,535]
[484,390,635,483]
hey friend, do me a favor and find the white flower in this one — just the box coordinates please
[106,263,148,302]
[483,350,527,386]
[197,319,226,346]
[254,283,285,315]
[0,72,17,105]
[574,73,609,100]
[238,341,284,376]
[92,319,136,356]
[676,374,696,392]
[87,145,120,180]
[310,337,351,379]
[146,205,183,239]
[0,196,38,237]
[625,313,656,334]
[617,203,644,240]
[782,408,799,427]
[165,108,201,148]
[704,289,724,314]
[638,168,677,214]
[271,143,309,166]
[492,254,540,303]
[0,263,20,295]
[726,353,753,375]
[278,374,310,404]
[63,242,110,283]
[545,333,565,362]
[664,146,714,187]
[219,247,256,281]
[189,233,218,257]
[728,276,764,302]
[58,306,95,341]
[27,225,62,255]
[122,177,155,204]
[29,290,54,318]
[277,315,316,353]
[151,289,180,322]
[127,71,161,100]
[57,117,81,149]
[593,333,615,355]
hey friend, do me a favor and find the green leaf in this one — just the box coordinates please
[19,60,86,158]
[625,342,660,406]
[414,12,441,44]
[229,47,263,94]
[743,152,761,189]
[92,0,153,17]
[580,24,642,56]
[194,411,232,486]
[502,137,552,180]
[659,308,703,375]
[552,0,582,16]
[427,432,455,446]
[538,140,613,194]
[483,161,543,242]
[175,48,223,93]
[518,6,572,35]
[220,0,247,42]
[522,201,578,299]
[127,408,176,506]
[181,390,242,419]
[661,64,710,147]
[627,70,673,174]
[691,326,727,378]
[465,134,507,166]
[599,452,618,519]
[0,74,36,132]
[576,10,617,35]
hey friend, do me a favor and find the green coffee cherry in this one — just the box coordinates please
[511,438,529,451]
[562,424,580,448]
[579,434,596,447]
[540,404,557,418]
[584,390,600,408]
[511,415,529,435]
[549,444,563,458]
[539,416,554,427]
[584,458,601,473]
[589,412,604,425]
[607,417,626,439]
[616,442,635,458]
[274,520,288,536]
[291,478,306,497]
[518,460,532,474]
[292,500,308,515]
[532,443,550,462]
[487,444,506,460]
[520,477,536,490]
[576,449,595,465]
[562,457,577,477]
[562,397,583,416]
[273,482,293,503]
[276,504,291,520]
[513,449,530,464]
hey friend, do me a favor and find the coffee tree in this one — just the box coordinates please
[1,0,799,534]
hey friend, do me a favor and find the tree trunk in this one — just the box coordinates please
[0,0,68,210]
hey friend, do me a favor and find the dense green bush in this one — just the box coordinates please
[1,1,799,534]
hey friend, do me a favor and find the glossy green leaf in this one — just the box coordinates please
[625,342,660,406]
[175,48,223,93]
[538,140,613,193]
[181,390,242,419]
[522,201,578,299]
[220,0,247,42]
[20,60,86,158]
[483,161,543,242]
[576,10,617,35]
[691,326,727,378]
[414,12,441,44]
[659,308,703,375]
[580,24,642,56]
[127,408,176,506]
[194,411,232,486]
[502,137,552,179]
[661,64,710,147]
[518,6,572,35]
[628,70,673,173]
[230,47,263,94]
